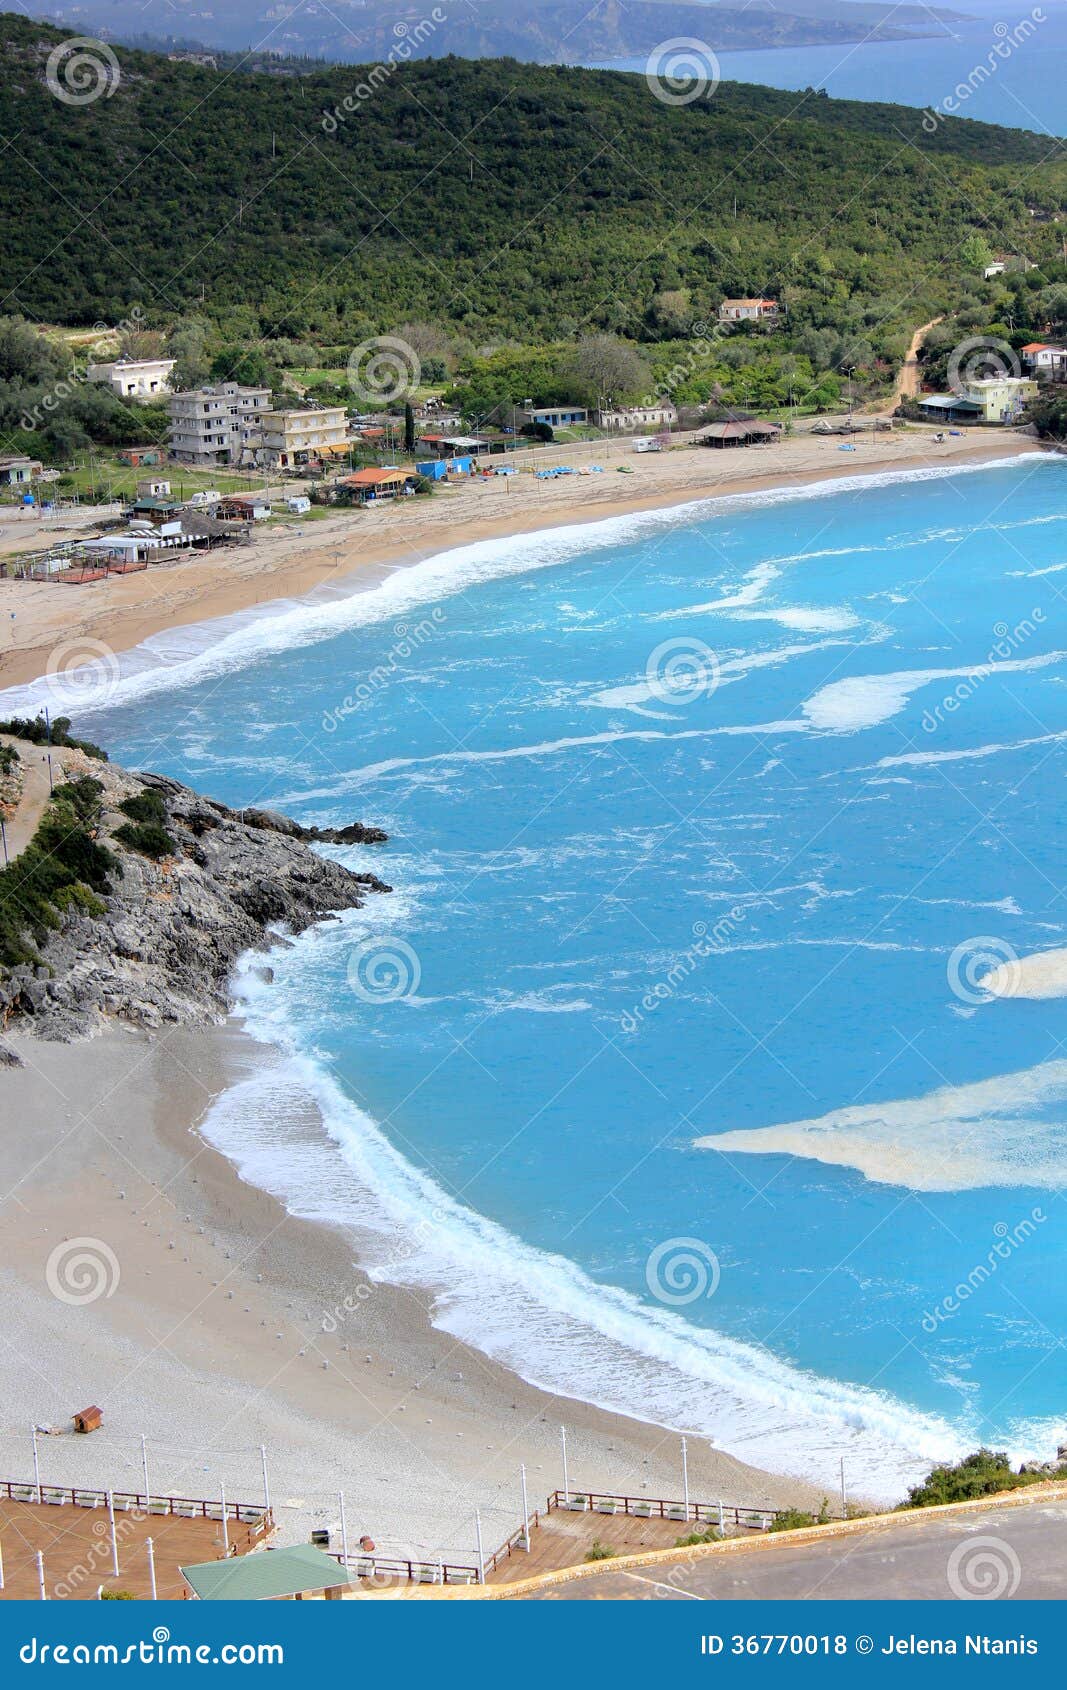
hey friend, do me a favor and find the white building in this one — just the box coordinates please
[1021,343,1067,379]
[718,299,781,325]
[168,383,271,466]
[595,404,677,431]
[86,356,176,400]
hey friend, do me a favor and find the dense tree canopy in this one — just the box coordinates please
[0,15,1063,363]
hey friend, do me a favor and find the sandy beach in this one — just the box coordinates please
[0,426,1040,695]
[0,1027,826,1567]
[0,426,1042,1566]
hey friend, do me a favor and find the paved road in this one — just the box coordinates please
[525,1498,1067,1600]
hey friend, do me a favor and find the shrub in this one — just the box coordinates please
[0,778,114,968]
[769,1508,821,1533]
[674,1527,722,1547]
[903,1449,1066,1509]
[584,1539,616,1562]
[0,714,106,760]
[119,788,168,827]
[113,821,175,861]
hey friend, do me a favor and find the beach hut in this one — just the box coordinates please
[342,468,413,502]
[218,495,271,521]
[699,420,781,449]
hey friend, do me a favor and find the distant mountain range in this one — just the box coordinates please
[28,0,974,68]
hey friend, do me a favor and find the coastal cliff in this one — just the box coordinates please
[0,749,390,1046]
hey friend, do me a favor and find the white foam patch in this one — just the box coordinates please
[589,639,849,715]
[983,947,1067,1001]
[697,1061,1067,1191]
[748,607,861,633]
[803,650,1067,733]
[869,730,1067,770]
[202,947,969,1503]
[0,454,1048,720]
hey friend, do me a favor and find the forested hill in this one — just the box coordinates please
[1,15,1064,353]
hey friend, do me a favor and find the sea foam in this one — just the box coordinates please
[203,941,971,1503]
[696,1061,1067,1191]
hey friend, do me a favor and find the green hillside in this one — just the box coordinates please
[1,14,1064,361]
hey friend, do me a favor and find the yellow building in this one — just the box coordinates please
[961,377,1037,422]
[252,406,349,468]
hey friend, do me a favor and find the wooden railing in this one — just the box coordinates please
[484,1510,542,1577]
[0,1477,273,1532]
[335,1488,784,1588]
[332,1552,481,1587]
[545,1489,785,1530]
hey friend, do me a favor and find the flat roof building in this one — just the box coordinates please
[168,382,271,466]
[251,406,350,469]
[87,356,176,400]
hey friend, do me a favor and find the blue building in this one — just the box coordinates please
[524,405,588,429]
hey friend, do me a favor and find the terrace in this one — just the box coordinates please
[0,1480,273,1601]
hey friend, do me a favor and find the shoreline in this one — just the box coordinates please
[0,435,1040,1554]
[0,429,1041,696]
[0,1025,827,1562]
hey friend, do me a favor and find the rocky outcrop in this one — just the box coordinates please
[0,763,390,1041]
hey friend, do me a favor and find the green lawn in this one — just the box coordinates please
[52,458,262,503]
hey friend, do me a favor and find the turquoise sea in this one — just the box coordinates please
[592,0,1067,138]
[16,455,1067,1501]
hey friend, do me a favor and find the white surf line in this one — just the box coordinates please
[0,455,1049,719]
[292,719,810,794]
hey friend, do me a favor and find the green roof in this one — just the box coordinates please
[181,1545,353,1601]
